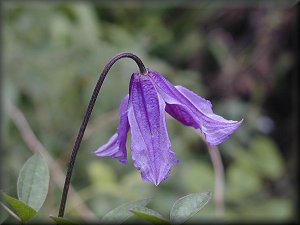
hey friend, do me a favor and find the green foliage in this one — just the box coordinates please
[0,153,50,224]
[100,198,151,224]
[17,153,50,211]
[2,1,296,223]
[1,161,212,225]
[1,154,211,224]
[49,216,78,225]
[250,136,284,179]
[1,193,37,223]
[170,192,211,225]
[128,192,211,225]
[227,162,262,200]
[130,207,170,225]
[180,161,214,192]
[87,161,117,188]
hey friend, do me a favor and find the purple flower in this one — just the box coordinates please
[95,69,242,185]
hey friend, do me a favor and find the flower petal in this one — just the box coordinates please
[95,95,129,164]
[148,70,242,146]
[128,73,178,185]
[176,86,242,145]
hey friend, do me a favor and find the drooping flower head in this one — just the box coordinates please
[95,69,242,185]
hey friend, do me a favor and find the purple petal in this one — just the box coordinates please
[148,70,242,146]
[95,95,129,164]
[128,73,178,185]
[175,86,242,144]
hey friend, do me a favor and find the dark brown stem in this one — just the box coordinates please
[58,52,147,217]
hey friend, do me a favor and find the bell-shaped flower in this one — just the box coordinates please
[95,69,242,185]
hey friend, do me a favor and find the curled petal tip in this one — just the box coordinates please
[205,118,243,146]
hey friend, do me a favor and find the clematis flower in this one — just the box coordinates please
[95,69,242,185]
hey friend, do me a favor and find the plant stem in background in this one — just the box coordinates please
[58,52,147,218]
[0,202,21,222]
[208,145,225,217]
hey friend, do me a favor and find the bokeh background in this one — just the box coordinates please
[1,1,298,223]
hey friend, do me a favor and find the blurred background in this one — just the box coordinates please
[1,1,298,223]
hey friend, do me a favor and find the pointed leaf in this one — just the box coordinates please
[130,207,170,225]
[2,193,37,223]
[49,216,78,225]
[101,198,151,224]
[17,153,50,211]
[170,192,211,225]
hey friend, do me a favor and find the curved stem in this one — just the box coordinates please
[58,52,147,217]
[208,145,225,217]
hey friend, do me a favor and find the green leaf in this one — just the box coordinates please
[2,193,37,223]
[170,192,211,225]
[130,207,170,225]
[17,153,50,211]
[49,216,78,225]
[101,198,151,224]
[250,137,284,179]
[226,162,262,200]
[181,162,214,192]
